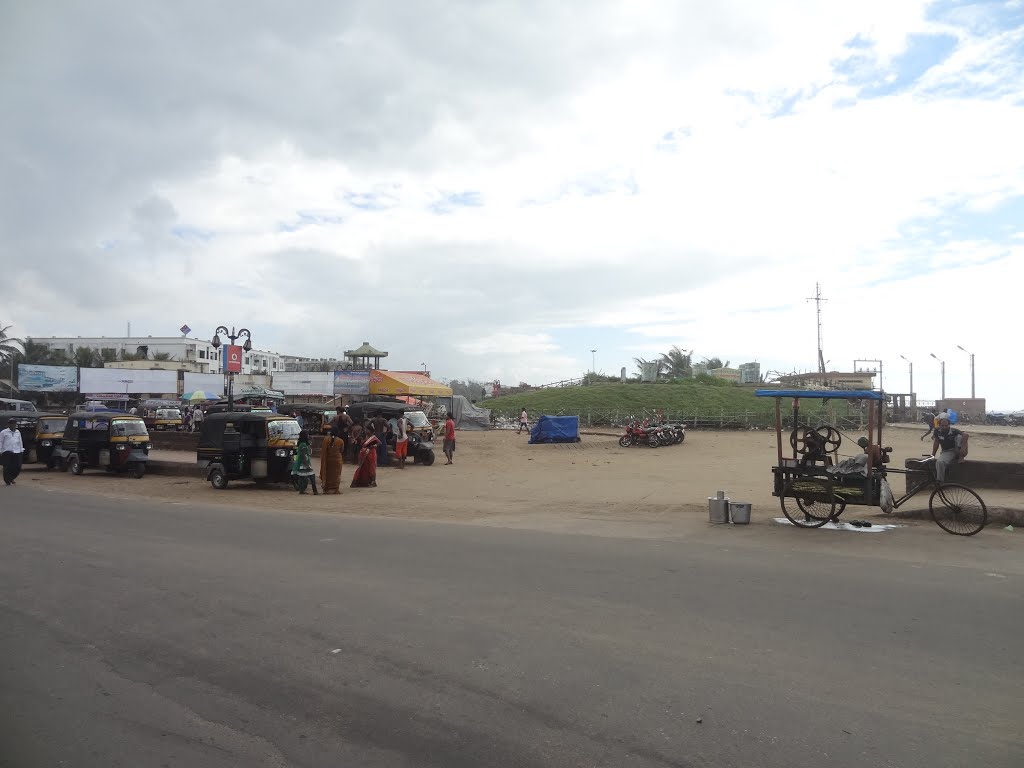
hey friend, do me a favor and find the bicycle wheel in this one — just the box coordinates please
[929,483,987,536]
[782,479,836,528]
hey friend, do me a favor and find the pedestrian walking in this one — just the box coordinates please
[920,410,936,441]
[1,417,25,485]
[394,414,410,469]
[518,408,528,435]
[192,405,204,433]
[443,413,456,464]
[319,427,344,494]
[351,426,381,488]
[291,430,319,495]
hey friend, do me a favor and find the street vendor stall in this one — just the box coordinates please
[365,371,453,415]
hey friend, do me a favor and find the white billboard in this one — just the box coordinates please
[18,364,78,392]
[79,368,178,394]
[272,371,334,396]
[183,372,224,397]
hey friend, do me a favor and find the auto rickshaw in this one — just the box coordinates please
[141,400,184,431]
[196,411,301,489]
[58,412,152,478]
[30,413,67,468]
[283,402,337,434]
[347,401,436,465]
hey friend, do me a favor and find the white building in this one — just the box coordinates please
[33,336,284,375]
[738,362,761,384]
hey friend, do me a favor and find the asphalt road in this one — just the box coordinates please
[1,485,1021,768]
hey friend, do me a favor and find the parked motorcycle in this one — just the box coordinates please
[618,421,661,448]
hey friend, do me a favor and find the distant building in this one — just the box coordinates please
[738,362,761,384]
[777,371,876,390]
[34,336,283,375]
[280,355,348,372]
[691,362,708,377]
[105,360,206,373]
[708,367,741,383]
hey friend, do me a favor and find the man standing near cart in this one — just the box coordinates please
[931,414,968,482]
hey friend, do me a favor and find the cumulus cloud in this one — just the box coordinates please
[1,0,1021,406]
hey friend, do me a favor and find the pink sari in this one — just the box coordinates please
[350,434,380,487]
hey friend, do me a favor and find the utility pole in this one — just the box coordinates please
[590,349,597,373]
[806,283,827,373]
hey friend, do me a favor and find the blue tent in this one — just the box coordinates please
[529,415,581,444]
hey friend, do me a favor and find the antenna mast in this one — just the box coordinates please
[806,283,827,373]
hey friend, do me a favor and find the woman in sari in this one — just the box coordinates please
[319,427,344,494]
[291,430,319,495]
[350,425,381,488]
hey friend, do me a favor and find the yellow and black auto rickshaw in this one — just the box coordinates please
[59,412,152,478]
[31,413,67,468]
[141,400,184,431]
[196,411,301,489]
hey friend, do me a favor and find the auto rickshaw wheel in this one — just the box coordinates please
[132,462,146,479]
[209,468,228,489]
[421,449,435,466]
[68,455,83,475]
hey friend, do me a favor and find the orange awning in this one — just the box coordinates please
[368,370,452,397]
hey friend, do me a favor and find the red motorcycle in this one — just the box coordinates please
[619,420,661,448]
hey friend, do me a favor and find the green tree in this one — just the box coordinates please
[73,346,100,368]
[659,346,693,378]
[704,357,730,369]
[152,352,174,361]
[0,323,24,365]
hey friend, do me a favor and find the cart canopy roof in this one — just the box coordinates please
[754,389,884,400]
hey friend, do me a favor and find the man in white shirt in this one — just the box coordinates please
[394,415,410,469]
[1,417,26,485]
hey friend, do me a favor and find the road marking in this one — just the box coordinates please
[985,573,1007,579]
[319,537,335,542]
[331,648,342,654]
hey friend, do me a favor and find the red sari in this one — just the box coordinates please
[350,434,380,488]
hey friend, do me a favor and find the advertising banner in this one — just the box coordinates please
[224,345,243,373]
[183,372,224,397]
[333,370,370,395]
[273,371,334,396]
[17,364,78,392]
[79,368,178,394]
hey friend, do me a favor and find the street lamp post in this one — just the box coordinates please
[211,326,252,410]
[421,362,427,374]
[899,355,913,397]
[590,349,597,373]
[119,378,133,409]
[956,345,975,399]
[929,353,945,402]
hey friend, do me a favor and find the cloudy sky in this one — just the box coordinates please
[2,1,1022,407]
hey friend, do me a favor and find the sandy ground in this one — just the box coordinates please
[18,426,1024,538]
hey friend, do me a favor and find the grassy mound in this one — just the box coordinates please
[486,381,852,426]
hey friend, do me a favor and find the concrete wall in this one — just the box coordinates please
[903,458,1024,492]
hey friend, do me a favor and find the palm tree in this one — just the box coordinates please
[659,346,693,378]
[633,357,665,377]
[73,346,100,369]
[21,338,56,364]
[0,323,24,364]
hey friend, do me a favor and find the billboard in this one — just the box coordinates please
[17,364,78,392]
[333,370,370,395]
[183,372,224,397]
[79,368,178,394]
[273,371,334,396]
[224,344,243,373]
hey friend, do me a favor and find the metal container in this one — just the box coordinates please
[729,502,752,525]
[708,497,730,524]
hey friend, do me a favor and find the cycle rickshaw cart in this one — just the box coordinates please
[755,389,988,536]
